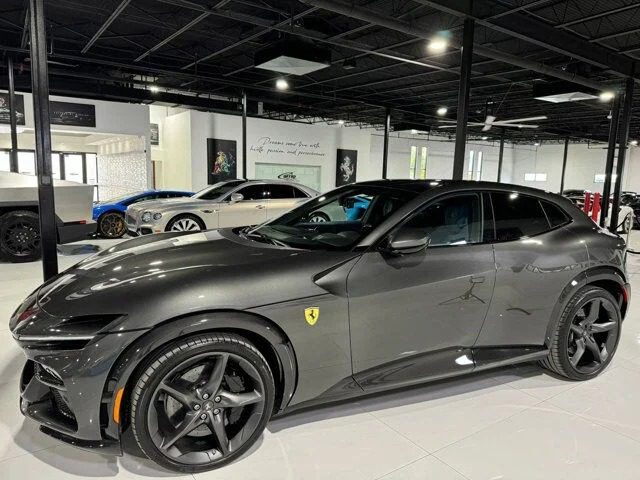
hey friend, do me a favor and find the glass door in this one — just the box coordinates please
[62,153,84,183]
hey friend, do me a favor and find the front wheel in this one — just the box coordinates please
[541,286,621,380]
[166,214,205,232]
[308,211,330,223]
[130,333,275,473]
[98,212,126,238]
[0,210,42,263]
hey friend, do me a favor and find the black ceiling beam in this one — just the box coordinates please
[413,0,640,79]
[81,0,131,53]
[591,26,640,43]
[134,11,210,62]
[555,4,640,28]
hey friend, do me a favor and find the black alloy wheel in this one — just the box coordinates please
[0,210,42,263]
[542,286,621,380]
[130,333,275,473]
[98,212,126,238]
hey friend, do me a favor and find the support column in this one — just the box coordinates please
[242,90,247,179]
[497,130,505,182]
[453,18,475,180]
[7,57,19,173]
[610,77,635,232]
[600,96,621,227]
[559,137,570,195]
[29,0,58,280]
[382,107,391,179]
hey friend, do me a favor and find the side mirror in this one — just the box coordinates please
[387,229,430,254]
[230,193,244,203]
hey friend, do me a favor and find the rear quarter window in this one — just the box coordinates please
[491,192,550,241]
[541,201,571,228]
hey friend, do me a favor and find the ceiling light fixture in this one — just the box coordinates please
[149,85,160,93]
[631,140,639,146]
[411,129,418,134]
[437,106,448,116]
[427,34,448,53]
[338,119,345,125]
[534,141,541,146]
[276,78,289,90]
[599,91,615,102]
[481,136,488,140]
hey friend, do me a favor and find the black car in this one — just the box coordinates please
[10,180,629,473]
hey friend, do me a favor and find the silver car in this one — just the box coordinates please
[126,179,318,235]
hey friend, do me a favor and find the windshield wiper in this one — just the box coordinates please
[240,228,289,247]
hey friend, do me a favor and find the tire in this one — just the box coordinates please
[308,211,330,223]
[0,210,42,263]
[97,211,126,238]
[130,333,275,473]
[541,286,621,380]
[166,214,205,233]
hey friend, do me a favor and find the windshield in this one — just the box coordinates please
[102,191,146,204]
[245,185,417,250]
[193,180,245,200]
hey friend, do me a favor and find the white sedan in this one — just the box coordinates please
[126,179,318,235]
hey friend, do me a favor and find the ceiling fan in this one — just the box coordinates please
[437,115,548,131]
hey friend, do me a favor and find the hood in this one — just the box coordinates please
[33,229,355,323]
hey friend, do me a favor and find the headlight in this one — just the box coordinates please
[153,212,162,221]
[141,211,152,222]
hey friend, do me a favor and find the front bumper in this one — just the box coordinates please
[14,328,143,454]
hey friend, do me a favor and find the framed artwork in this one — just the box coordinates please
[0,93,25,125]
[150,123,159,145]
[207,138,237,184]
[50,101,96,127]
[336,148,357,186]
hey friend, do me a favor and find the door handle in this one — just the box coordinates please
[256,205,265,209]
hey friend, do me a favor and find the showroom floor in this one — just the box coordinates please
[2,237,640,479]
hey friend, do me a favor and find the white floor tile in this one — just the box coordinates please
[436,403,640,480]
[377,455,467,480]
[0,329,25,386]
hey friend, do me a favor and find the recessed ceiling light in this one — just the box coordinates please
[428,37,448,53]
[437,106,448,116]
[149,85,160,93]
[481,136,488,140]
[276,78,289,90]
[599,91,615,102]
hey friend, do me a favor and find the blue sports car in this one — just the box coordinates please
[93,190,193,238]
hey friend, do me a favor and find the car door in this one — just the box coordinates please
[347,192,496,391]
[474,191,588,348]
[217,184,268,228]
[265,184,306,219]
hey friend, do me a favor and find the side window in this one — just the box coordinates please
[292,187,310,198]
[126,194,156,205]
[400,194,482,247]
[541,201,570,228]
[236,185,268,201]
[491,192,550,241]
[267,184,295,199]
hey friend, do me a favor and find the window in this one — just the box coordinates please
[0,151,9,172]
[291,187,310,198]
[18,151,35,175]
[541,201,570,228]
[524,173,547,182]
[400,194,482,247]
[195,180,245,200]
[267,184,296,199]
[237,184,269,200]
[51,153,61,179]
[468,151,483,181]
[595,173,617,183]
[409,146,428,179]
[491,192,550,241]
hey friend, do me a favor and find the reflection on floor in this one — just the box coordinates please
[2,235,640,479]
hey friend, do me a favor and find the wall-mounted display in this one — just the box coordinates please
[50,101,96,127]
[150,123,159,145]
[255,162,322,192]
[336,148,357,186]
[207,138,237,184]
[0,93,25,125]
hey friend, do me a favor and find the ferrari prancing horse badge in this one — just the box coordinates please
[304,307,319,326]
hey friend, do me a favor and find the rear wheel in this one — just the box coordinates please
[130,333,275,473]
[166,214,205,232]
[541,286,621,380]
[0,210,41,263]
[97,212,126,238]
[308,211,330,223]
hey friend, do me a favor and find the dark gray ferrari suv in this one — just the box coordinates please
[10,180,629,473]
